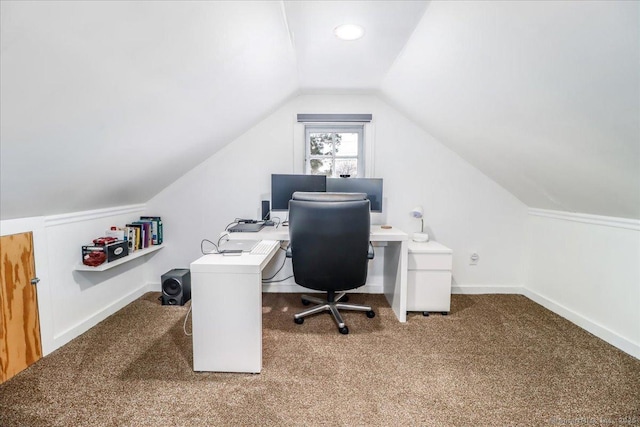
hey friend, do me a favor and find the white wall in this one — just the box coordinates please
[146,93,528,291]
[524,209,640,359]
[4,92,637,360]
[0,205,160,355]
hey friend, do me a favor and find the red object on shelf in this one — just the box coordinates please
[92,236,118,246]
[83,251,107,267]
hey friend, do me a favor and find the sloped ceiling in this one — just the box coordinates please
[282,0,429,90]
[1,0,638,220]
[0,1,298,219]
[381,0,640,219]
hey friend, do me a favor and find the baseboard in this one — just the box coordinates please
[262,282,304,293]
[147,281,162,292]
[145,280,385,296]
[452,284,524,294]
[261,282,384,294]
[51,283,151,353]
[522,288,640,360]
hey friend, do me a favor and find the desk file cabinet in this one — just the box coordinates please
[406,241,453,316]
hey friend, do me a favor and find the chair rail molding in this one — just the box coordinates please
[44,204,146,227]
[528,208,640,231]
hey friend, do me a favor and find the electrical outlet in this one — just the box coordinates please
[470,253,479,265]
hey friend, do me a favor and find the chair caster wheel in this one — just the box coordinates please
[441,312,449,316]
[339,326,349,335]
[294,317,304,325]
[422,312,429,316]
[301,299,310,306]
[341,295,349,303]
[366,310,375,318]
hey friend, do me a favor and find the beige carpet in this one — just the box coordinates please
[1,292,639,426]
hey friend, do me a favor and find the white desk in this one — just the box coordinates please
[190,225,408,373]
[190,240,280,373]
[228,225,409,323]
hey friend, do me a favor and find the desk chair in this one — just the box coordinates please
[286,192,375,334]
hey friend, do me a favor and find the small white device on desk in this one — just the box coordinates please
[406,240,453,316]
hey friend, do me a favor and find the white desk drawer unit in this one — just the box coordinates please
[406,241,453,316]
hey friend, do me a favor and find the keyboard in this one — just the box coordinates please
[250,240,278,255]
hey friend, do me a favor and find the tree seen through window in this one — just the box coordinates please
[306,128,362,177]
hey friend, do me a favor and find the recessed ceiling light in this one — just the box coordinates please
[334,24,365,41]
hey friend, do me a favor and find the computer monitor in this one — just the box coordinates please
[326,178,384,212]
[271,174,327,211]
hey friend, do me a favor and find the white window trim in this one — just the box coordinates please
[293,115,375,177]
[304,124,364,177]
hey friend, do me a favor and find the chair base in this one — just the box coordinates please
[294,292,374,334]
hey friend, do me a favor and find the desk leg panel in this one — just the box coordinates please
[382,241,407,323]
[191,271,262,373]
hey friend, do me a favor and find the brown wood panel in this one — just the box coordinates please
[0,232,42,383]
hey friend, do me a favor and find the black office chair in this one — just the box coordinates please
[286,191,375,334]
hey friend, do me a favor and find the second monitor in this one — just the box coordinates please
[326,178,383,212]
[271,174,327,211]
[271,174,384,212]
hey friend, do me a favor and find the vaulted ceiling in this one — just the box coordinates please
[1,0,638,220]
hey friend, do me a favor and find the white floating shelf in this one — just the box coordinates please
[74,244,165,272]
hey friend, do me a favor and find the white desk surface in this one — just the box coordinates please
[190,240,280,274]
[228,224,408,242]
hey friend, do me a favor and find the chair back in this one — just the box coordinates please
[288,192,371,292]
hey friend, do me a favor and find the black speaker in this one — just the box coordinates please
[161,269,191,306]
[261,200,270,220]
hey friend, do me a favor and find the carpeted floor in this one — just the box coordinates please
[1,292,639,426]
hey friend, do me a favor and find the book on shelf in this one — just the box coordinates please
[125,226,137,252]
[131,222,149,248]
[139,216,163,245]
[126,223,143,251]
[122,217,163,252]
[135,220,153,247]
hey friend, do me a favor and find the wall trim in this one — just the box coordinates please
[522,287,639,360]
[262,282,384,294]
[452,284,524,294]
[0,216,46,236]
[50,282,150,354]
[528,208,640,231]
[44,204,146,227]
[147,281,162,292]
[149,280,384,295]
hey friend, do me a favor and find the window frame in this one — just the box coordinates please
[304,124,365,178]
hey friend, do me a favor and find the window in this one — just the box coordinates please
[295,113,373,177]
[305,125,364,177]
